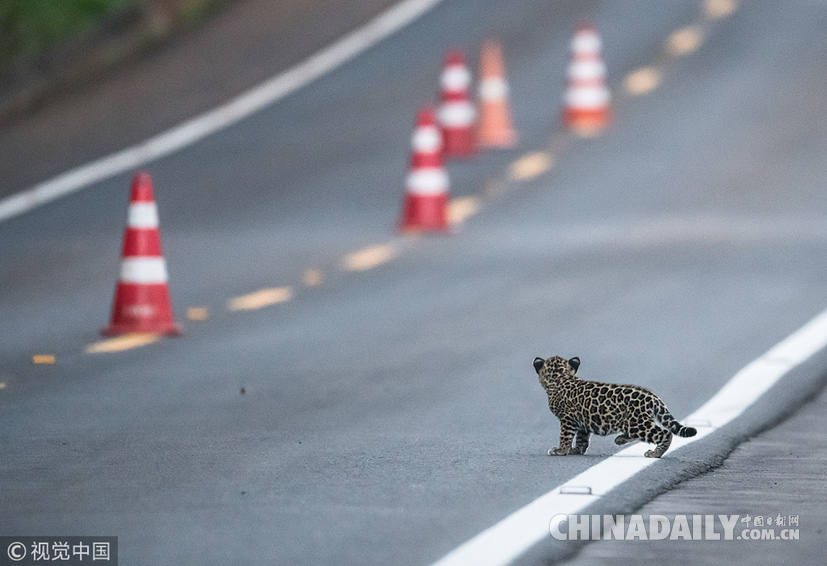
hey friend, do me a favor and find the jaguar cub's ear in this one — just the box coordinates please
[568,357,580,373]
[533,357,545,374]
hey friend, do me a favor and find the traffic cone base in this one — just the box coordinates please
[400,193,450,233]
[103,283,181,336]
[562,107,612,134]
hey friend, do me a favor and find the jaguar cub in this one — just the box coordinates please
[534,356,696,458]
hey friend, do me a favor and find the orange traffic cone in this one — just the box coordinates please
[399,108,451,233]
[102,172,180,336]
[477,40,517,148]
[438,50,477,158]
[562,21,611,134]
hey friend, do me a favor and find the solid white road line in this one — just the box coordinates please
[0,0,445,224]
[431,307,827,566]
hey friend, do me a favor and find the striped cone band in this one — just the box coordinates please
[439,101,476,127]
[479,76,509,101]
[571,27,602,53]
[119,257,169,284]
[565,87,610,109]
[406,168,449,196]
[441,64,473,94]
[127,202,159,228]
[568,60,607,82]
[130,172,156,202]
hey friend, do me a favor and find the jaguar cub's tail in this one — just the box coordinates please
[657,410,697,438]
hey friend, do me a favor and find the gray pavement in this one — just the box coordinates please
[2,0,827,565]
[0,0,401,199]
[558,381,827,565]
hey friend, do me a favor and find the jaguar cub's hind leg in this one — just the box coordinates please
[614,433,633,446]
[640,421,672,458]
[569,428,591,455]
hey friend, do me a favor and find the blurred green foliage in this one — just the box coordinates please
[0,0,137,65]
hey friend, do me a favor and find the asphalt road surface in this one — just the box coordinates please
[2,0,827,564]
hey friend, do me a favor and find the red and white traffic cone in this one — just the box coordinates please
[438,50,477,158]
[477,39,517,149]
[399,108,451,233]
[102,172,180,336]
[562,21,611,134]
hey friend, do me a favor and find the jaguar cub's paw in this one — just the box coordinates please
[568,446,586,455]
[614,434,633,446]
[547,447,571,456]
[644,449,663,458]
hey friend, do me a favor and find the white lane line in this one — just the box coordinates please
[431,307,827,566]
[0,0,445,223]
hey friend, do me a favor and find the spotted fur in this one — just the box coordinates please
[533,355,696,458]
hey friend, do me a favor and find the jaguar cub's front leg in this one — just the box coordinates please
[548,417,576,456]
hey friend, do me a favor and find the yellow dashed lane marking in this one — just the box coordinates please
[447,196,481,226]
[86,333,161,354]
[624,67,662,96]
[667,26,704,56]
[704,0,738,20]
[32,355,56,365]
[187,307,209,321]
[510,152,554,181]
[228,287,293,311]
[303,269,324,286]
[342,244,396,272]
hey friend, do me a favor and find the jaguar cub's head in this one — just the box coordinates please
[533,355,580,389]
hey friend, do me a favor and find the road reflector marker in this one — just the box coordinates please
[228,287,293,311]
[86,333,161,354]
[32,355,56,365]
[667,26,703,57]
[624,67,661,96]
[510,152,553,181]
[187,307,209,321]
[704,0,738,20]
[0,382,6,389]
[447,196,480,226]
[559,486,593,495]
[342,244,397,272]
[303,269,324,286]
